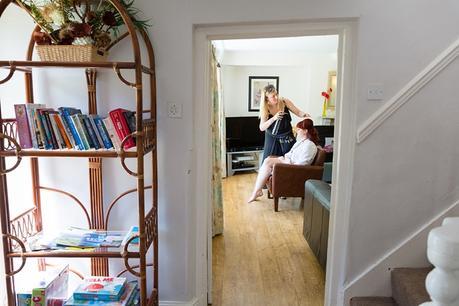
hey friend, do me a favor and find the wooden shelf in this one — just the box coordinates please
[0,60,154,75]
[0,148,140,158]
[7,249,141,259]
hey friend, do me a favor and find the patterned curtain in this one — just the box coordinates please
[211,44,225,236]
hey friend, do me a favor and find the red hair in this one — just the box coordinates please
[296,118,319,145]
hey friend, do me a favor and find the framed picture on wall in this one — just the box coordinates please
[327,71,337,109]
[248,76,279,112]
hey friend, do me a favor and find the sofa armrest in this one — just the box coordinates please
[269,163,324,197]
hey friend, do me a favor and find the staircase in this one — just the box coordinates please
[350,267,431,306]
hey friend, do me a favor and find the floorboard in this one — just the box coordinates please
[212,173,325,306]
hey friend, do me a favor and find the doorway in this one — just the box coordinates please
[193,19,358,306]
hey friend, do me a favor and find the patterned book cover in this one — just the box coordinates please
[71,277,129,302]
[14,104,32,149]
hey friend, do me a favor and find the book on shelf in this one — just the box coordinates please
[14,104,32,149]
[27,228,129,251]
[66,282,138,306]
[72,277,127,301]
[16,265,69,306]
[121,226,139,247]
[109,108,135,149]
[12,104,141,152]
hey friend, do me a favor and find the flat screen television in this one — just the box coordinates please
[226,116,264,152]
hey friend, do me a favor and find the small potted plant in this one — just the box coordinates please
[16,0,150,62]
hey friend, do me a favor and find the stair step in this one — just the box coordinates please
[391,267,432,306]
[350,297,397,306]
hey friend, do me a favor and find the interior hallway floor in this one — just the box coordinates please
[212,172,325,306]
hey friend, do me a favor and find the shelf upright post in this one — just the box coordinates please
[86,68,109,276]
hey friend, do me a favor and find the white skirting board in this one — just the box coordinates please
[343,200,459,305]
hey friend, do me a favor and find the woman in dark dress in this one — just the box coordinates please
[259,84,310,161]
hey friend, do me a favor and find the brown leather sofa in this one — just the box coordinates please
[267,147,326,211]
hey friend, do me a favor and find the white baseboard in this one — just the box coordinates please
[160,295,204,306]
[343,199,459,305]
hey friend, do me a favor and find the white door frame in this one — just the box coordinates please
[193,18,359,306]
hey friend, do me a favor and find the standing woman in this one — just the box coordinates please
[259,84,310,161]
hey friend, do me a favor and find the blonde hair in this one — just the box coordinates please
[259,84,285,119]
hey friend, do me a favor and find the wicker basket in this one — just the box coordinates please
[36,45,108,62]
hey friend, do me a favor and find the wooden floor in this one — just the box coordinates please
[212,173,325,306]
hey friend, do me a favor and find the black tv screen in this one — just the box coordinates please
[226,116,264,152]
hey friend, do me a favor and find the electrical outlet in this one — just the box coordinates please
[167,102,182,118]
[367,83,384,101]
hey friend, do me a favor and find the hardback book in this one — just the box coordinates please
[122,110,136,135]
[65,282,137,306]
[58,107,84,150]
[25,104,45,149]
[39,109,59,149]
[109,108,135,149]
[91,115,113,149]
[88,115,105,149]
[72,277,127,302]
[56,113,76,148]
[70,114,90,150]
[103,117,121,150]
[14,104,32,149]
[50,113,73,149]
[81,115,99,149]
[34,108,49,149]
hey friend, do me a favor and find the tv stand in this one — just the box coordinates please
[226,149,263,176]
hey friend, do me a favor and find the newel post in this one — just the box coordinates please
[421,217,459,306]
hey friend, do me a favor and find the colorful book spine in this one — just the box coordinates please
[57,113,76,148]
[41,109,59,149]
[70,114,90,150]
[102,118,120,151]
[82,115,100,149]
[52,114,73,149]
[48,113,67,149]
[91,115,113,149]
[14,104,32,149]
[109,108,135,149]
[25,104,45,149]
[34,109,47,149]
[88,115,105,149]
[59,107,84,150]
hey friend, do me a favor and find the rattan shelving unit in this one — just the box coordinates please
[0,1,158,305]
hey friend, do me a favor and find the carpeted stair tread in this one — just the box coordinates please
[391,267,432,306]
[350,296,398,306]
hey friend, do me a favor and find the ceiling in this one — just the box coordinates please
[216,35,339,53]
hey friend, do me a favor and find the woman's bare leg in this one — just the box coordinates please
[248,157,282,203]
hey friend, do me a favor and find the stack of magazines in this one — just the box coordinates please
[65,278,140,306]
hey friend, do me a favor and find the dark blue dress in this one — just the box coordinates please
[262,106,296,161]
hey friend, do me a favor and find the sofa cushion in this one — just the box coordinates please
[305,180,331,210]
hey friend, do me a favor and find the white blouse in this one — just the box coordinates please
[284,138,317,165]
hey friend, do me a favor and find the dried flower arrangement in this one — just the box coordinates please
[16,0,149,59]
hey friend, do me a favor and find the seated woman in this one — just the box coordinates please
[248,118,319,203]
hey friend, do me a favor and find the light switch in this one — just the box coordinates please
[367,83,384,101]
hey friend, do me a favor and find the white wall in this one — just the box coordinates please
[221,52,337,124]
[1,0,459,305]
